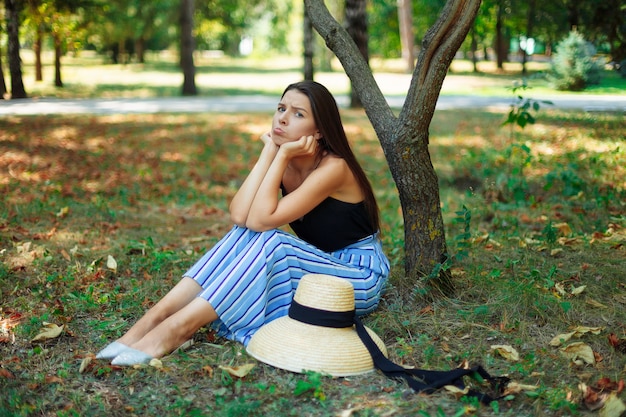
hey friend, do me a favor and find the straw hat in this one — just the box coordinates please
[246,274,387,377]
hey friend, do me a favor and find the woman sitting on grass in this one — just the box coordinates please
[96,80,390,366]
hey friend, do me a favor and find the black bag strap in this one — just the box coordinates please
[289,300,509,404]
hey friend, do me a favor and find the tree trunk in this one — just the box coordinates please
[345,0,368,108]
[180,0,197,96]
[34,29,43,81]
[305,0,480,294]
[471,25,479,72]
[136,38,146,64]
[54,34,63,87]
[0,45,7,98]
[303,7,315,80]
[521,0,536,76]
[495,0,505,69]
[397,0,415,73]
[5,0,27,99]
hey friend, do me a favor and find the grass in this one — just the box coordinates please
[16,50,626,99]
[1,55,626,416]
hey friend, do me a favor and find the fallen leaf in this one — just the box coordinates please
[550,326,604,346]
[202,365,214,377]
[79,356,93,374]
[45,375,63,384]
[551,248,564,257]
[596,377,625,394]
[571,285,586,295]
[554,222,572,236]
[106,255,118,272]
[554,282,567,296]
[219,363,255,378]
[599,392,626,417]
[444,384,470,399]
[503,381,539,395]
[418,305,434,315]
[558,237,579,245]
[149,358,163,369]
[491,344,520,361]
[560,342,596,365]
[580,382,607,411]
[56,206,70,218]
[608,333,626,354]
[587,299,608,308]
[31,322,64,342]
[550,331,576,346]
[472,233,490,243]
[0,368,15,379]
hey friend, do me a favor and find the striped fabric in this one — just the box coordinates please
[183,225,390,346]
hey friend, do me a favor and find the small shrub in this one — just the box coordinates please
[549,31,603,91]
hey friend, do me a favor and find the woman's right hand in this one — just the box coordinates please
[260,131,273,146]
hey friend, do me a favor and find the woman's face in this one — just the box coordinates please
[271,89,319,146]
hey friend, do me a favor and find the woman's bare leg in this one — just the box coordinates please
[117,277,203,346]
[129,297,218,358]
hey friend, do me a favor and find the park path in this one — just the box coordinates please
[1,93,625,116]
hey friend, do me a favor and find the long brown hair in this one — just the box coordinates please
[282,81,381,232]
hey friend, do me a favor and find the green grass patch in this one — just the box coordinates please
[1,106,624,416]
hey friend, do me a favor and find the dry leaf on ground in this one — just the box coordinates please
[502,381,539,396]
[560,342,596,365]
[491,344,520,361]
[550,326,604,346]
[219,363,255,378]
[31,322,64,342]
[599,392,626,417]
[106,255,118,272]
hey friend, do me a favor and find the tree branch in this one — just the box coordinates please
[400,0,481,134]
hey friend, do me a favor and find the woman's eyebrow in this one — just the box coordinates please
[278,101,309,114]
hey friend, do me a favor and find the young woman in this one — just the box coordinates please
[96,81,390,365]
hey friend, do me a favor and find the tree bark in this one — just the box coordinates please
[54,34,63,87]
[5,0,27,99]
[180,0,197,96]
[471,25,479,73]
[305,0,481,294]
[303,7,315,80]
[521,0,536,75]
[0,45,7,98]
[34,29,43,81]
[495,0,506,70]
[345,0,368,108]
[398,0,415,73]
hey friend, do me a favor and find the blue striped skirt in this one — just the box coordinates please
[183,225,390,346]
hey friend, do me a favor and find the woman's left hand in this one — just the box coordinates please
[280,135,318,159]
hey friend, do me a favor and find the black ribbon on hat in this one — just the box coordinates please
[289,300,509,404]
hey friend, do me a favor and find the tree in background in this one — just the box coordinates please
[549,30,603,91]
[0,44,6,97]
[4,0,27,98]
[303,6,314,80]
[345,0,368,108]
[397,0,414,72]
[306,0,481,293]
[0,7,7,97]
[180,0,196,95]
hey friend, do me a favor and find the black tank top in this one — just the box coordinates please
[288,196,375,252]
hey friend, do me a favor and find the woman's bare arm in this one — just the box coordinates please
[245,136,350,231]
[229,133,279,226]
